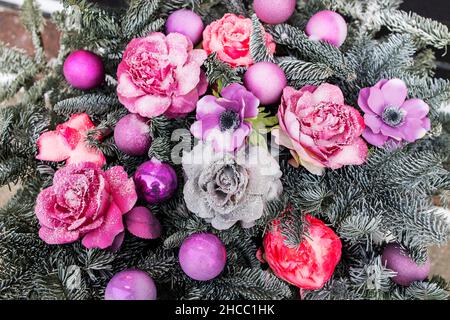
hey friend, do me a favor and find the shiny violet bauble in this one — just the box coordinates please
[125,206,161,240]
[165,9,204,45]
[179,233,227,281]
[114,114,152,156]
[306,10,348,47]
[382,243,431,286]
[244,62,287,105]
[134,159,178,204]
[63,50,105,90]
[104,269,157,300]
[253,0,296,24]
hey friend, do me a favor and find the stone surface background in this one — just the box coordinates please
[0,2,448,280]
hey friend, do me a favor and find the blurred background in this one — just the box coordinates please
[0,0,448,280]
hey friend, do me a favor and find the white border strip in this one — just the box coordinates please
[1,0,63,13]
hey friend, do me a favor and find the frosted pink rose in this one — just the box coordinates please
[117,32,208,119]
[203,13,276,67]
[272,84,368,175]
[35,162,137,249]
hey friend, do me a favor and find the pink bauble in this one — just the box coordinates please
[63,50,105,90]
[382,243,431,286]
[253,0,296,24]
[114,114,152,156]
[125,206,161,240]
[165,9,204,45]
[306,10,348,47]
[179,233,227,281]
[244,62,287,105]
[105,269,157,300]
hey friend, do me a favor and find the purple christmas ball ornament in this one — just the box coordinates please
[125,206,162,240]
[165,9,204,45]
[134,159,178,204]
[63,50,105,90]
[179,233,227,281]
[306,10,348,47]
[382,243,431,286]
[114,114,152,156]
[105,269,157,300]
[244,62,287,105]
[253,0,296,25]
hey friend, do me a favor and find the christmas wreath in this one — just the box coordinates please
[0,0,449,300]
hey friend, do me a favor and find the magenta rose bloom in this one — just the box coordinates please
[35,162,138,249]
[358,78,431,147]
[117,32,208,119]
[190,83,259,152]
[272,83,368,175]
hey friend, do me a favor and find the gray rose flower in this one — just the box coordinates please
[182,142,283,230]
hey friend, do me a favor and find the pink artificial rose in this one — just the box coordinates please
[117,32,208,119]
[35,162,137,249]
[272,84,368,175]
[202,13,276,68]
[36,113,106,167]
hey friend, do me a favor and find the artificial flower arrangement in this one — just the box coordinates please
[1,0,449,301]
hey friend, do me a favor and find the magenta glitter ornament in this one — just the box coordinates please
[63,50,105,90]
[134,159,178,204]
[253,0,296,24]
[104,269,157,300]
[125,206,161,240]
[179,233,227,281]
[382,243,431,286]
[244,62,287,105]
[114,114,152,156]
[306,10,348,48]
[165,9,204,45]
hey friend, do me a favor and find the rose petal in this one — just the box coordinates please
[66,142,106,167]
[134,94,171,118]
[381,78,408,107]
[105,166,138,213]
[176,61,201,96]
[81,202,124,249]
[327,137,368,168]
[36,131,72,162]
[64,113,96,132]
[166,89,199,118]
[117,73,146,98]
[39,226,80,245]
[167,32,191,66]
[312,83,344,105]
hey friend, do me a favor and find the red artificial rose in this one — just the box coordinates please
[263,215,342,290]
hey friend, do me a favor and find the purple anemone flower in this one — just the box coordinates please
[190,83,259,152]
[358,78,431,147]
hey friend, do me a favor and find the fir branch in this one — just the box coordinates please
[249,14,275,63]
[279,58,334,87]
[20,0,45,65]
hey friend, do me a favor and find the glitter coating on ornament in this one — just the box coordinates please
[105,269,157,300]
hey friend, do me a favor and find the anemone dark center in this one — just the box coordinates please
[219,110,240,131]
[382,107,406,127]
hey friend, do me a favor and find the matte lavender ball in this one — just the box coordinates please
[382,243,431,286]
[244,62,287,105]
[165,9,204,45]
[306,10,348,47]
[114,114,152,156]
[63,50,105,90]
[134,159,178,204]
[125,206,161,240]
[105,269,157,300]
[179,233,227,281]
[253,0,296,24]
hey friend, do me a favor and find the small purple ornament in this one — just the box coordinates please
[105,269,157,300]
[382,243,431,286]
[134,159,178,204]
[244,62,287,105]
[114,114,152,156]
[306,10,348,48]
[63,50,105,90]
[165,9,204,45]
[125,206,161,240]
[253,0,296,25]
[179,233,227,281]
